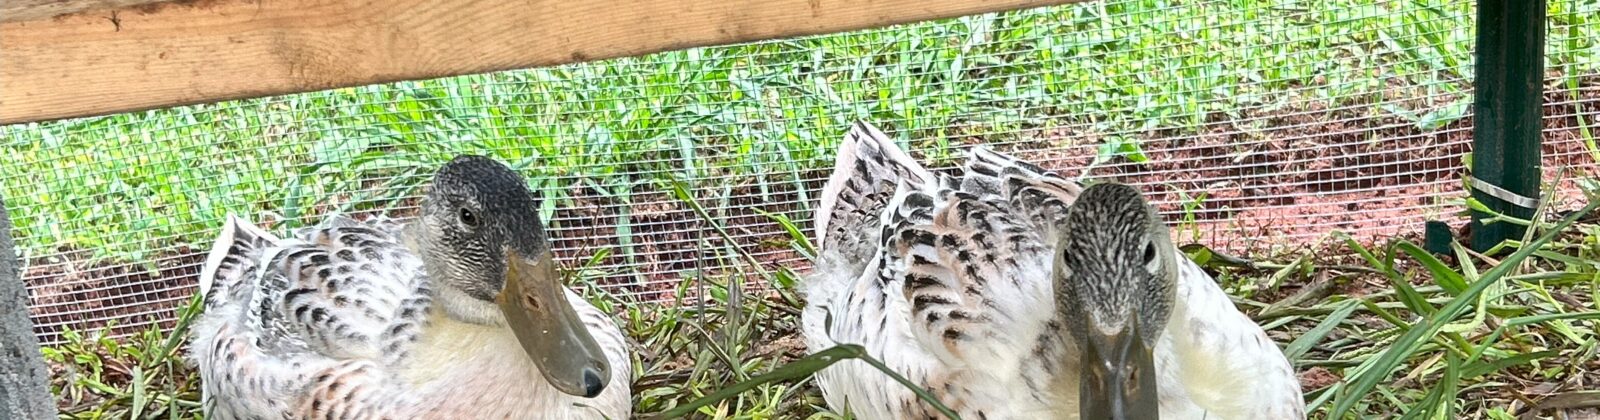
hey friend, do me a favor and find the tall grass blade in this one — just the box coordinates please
[1396,241,1469,295]
[756,208,816,256]
[131,366,147,419]
[1328,199,1600,419]
[647,344,959,420]
[1343,235,1434,316]
[1284,299,1360,361]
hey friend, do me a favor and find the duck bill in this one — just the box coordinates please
[496,249,611,398]
[1080,324,1161,420]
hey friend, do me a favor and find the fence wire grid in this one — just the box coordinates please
[3,0,1599,345]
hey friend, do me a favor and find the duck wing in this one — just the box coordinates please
[814,121,937,269]
[192,214,431,418]
[882,175,1065,380]
[1161,258,1307,419]
[808,122,1072,417]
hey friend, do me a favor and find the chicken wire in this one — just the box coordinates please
[3,0,1598,345]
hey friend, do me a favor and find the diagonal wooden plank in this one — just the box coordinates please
[0,0,1083,124]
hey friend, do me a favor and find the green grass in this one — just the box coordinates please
[9,0,1600,418]
[3,0,1595,264]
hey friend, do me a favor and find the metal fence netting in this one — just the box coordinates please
[2,0,1597,345]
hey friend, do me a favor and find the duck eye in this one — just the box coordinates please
[459,208,478,226]
[1141,242,1161,274]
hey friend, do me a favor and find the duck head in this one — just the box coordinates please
[1053,182,1176,419]
[408,155,610,398]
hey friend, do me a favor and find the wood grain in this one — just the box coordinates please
[1,0,1082,124]
[0,0,174,23]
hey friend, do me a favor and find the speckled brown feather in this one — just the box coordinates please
[815,121,936,270]
[194,215,430,419]
[807,123,1072,419]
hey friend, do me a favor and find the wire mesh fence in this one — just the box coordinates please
[2,0,1598,345]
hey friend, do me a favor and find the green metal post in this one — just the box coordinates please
[1470,0,1546,252]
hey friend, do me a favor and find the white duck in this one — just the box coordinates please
[190,155,632,419]
[802,122,1305,419]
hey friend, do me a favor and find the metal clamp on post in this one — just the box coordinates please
[1471,175,1541,210]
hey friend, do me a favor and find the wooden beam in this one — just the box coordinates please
[1,0,1082,124]
[0,0,177,23]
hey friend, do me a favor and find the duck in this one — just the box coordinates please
[802,121,1305,419]
[190,155,632,419]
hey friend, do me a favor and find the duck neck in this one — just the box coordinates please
[433,285,504,326]
[400,305,560,418]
